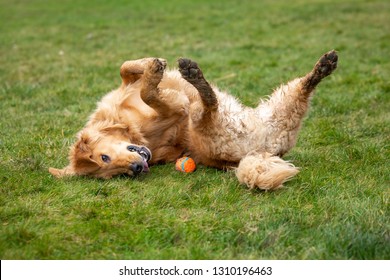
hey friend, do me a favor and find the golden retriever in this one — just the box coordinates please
[49,50,338,190]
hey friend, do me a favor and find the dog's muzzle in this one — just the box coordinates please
[130,161,149,175]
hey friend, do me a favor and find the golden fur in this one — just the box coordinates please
[49,51,338,190]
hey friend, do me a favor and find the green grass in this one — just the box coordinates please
[0,0,389,259]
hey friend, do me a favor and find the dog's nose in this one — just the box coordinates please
[130,162,143,175]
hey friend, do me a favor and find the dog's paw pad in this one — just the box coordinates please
[315,50,338,78]
[178,58,203,80]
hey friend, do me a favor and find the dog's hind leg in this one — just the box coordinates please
[302,50,338,94]
[260,50,338,156]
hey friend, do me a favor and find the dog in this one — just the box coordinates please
[49,50,338,190]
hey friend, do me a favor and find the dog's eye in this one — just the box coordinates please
[127,146,137,152]
[101,154,111,163]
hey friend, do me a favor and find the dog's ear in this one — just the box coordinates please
[48,166,75,178]
[69,132,100,175]
[49,132,100,178]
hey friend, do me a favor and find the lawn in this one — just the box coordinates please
[0,0,389,259]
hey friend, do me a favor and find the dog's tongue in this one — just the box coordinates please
[143,160,150,173]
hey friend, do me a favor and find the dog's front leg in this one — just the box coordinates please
[120,57,166,87]
[178,58,218,127]
[139,58,170,113]
[139,58,190,118]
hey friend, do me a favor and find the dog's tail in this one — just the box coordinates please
[235,153,299,191]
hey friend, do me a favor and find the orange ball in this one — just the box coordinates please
[175,157,196,173]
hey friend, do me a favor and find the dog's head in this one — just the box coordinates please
[49,123,152,179]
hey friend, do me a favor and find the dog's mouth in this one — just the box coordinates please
[139,152,150,173]
[137,147,152,163]
[128,146,152,174]
[141,160,150,173]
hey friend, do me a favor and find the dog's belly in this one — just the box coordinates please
[188,112,269,169]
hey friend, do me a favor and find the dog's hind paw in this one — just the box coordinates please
[178,58,204,80]
[313,50,338,79]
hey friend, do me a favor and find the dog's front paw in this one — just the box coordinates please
[178,58,204,80]
[314,50,338,78]
[148,58,167,74]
